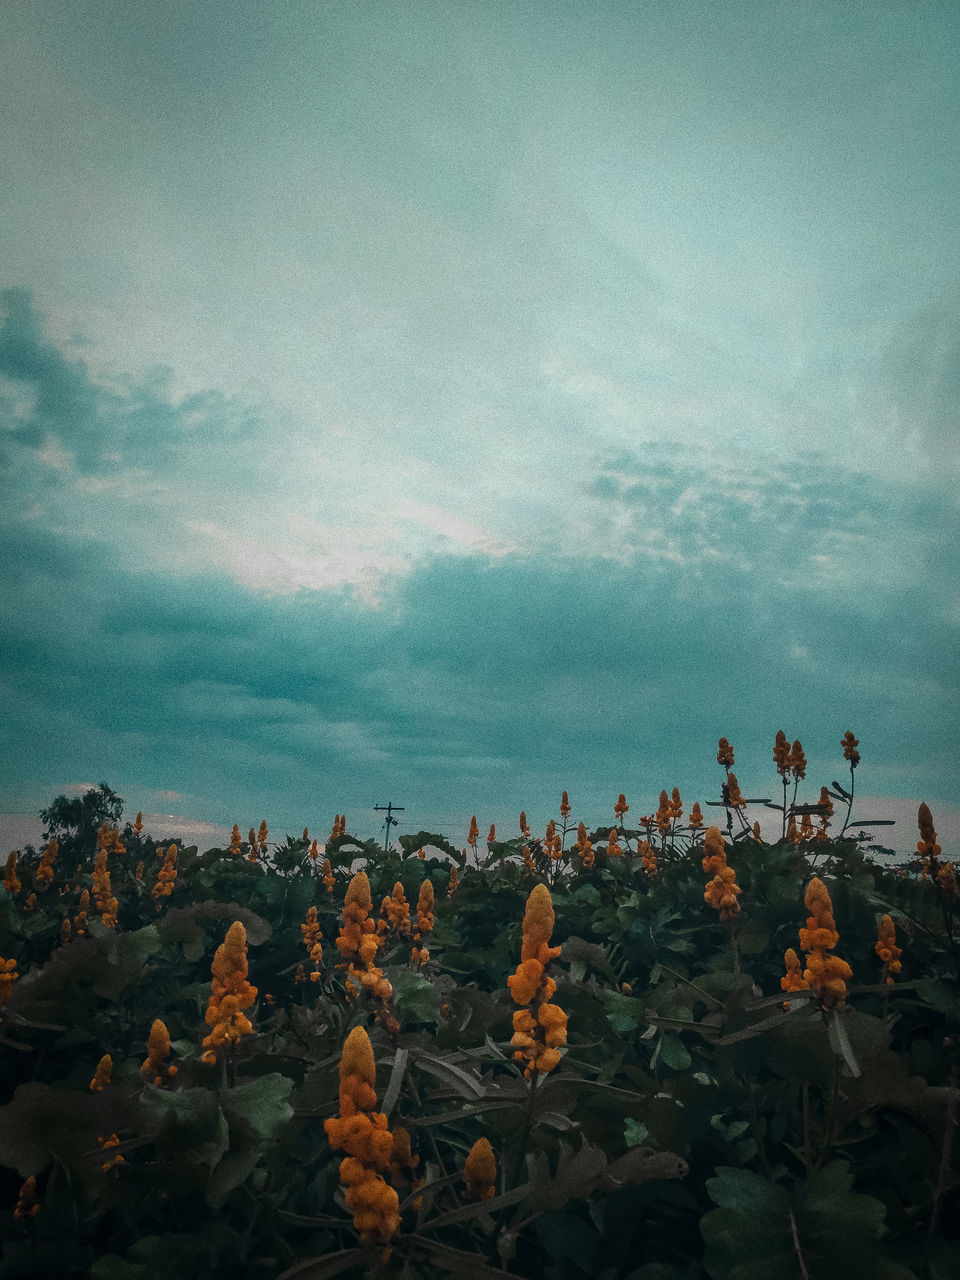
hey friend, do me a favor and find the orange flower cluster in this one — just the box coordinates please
[654,791,672,835]
[447,865,459,897]
[14,1176,38,1220]
[464,1137,497,1201]
[702,827,741,923]
[151,844,178,904]
[724,773,746,809]
[411,878,434,968]
[133,812,143,835]
[378,883,410,938]
[521,844,535,877]
[141,1018,177,1087]
[574,821,594,869]
[90,1053,113,1091]
[308,838,320,861]
[790,740,806,780]
[388,1125,421,1202]
[780,947,809,1009]
[97,823,126,856]
[606,828,623,857]
[3,850,19,896]
[688,803,704,831]
[614,793,629,820]
[875,915,902,985]
[519,811,531,839]
[229,825,242,856]
[544,820,562,861]
[23,893,37,913]
[487,823,496,845]
[98,1133,124,1172]
[322,856,336,897]
[798,878,852,1012]
[247,827,259,864]
[0,957,18,1005]
[917,802,942,877]
[816,787,834,840]
[717,737,735,768]
[560,792,571,819]
[301,905,324,982]
[841,731,860,768]
[73,888,90,938]
[467,816,479,849]
[335,873,395,1029]
[773,730,791,778]
[92,850,118,929]
[323,1026,400,1246]
[639,840,658,876]
[134,861,144,881]
[257,820,269,853]
[201,921,258,1065]
[34,838,58,890]
[506,884,567,1079]
[330,814,347,840]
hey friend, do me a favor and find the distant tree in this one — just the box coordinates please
[39,782,123,848]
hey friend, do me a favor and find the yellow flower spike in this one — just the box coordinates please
[798,877,853,1012]
[487,823,496,845]
[841,731,860,767]
[717,737,735,768]
[606,828,623,857]
[229,824,242,856]
[301,905,324,980]
[14,1176,38,1220]
[35,838,58,889]
[337,873,396,1030]
[0,956,19,1005]
[688,803,703,830]
[201,922,257,1064]
[257,820,268,853]
[464,1137,497,1201]
[467,816,479,848]
[447,865,459,897]
[790,740,807,780]
[519,811,531,838]
[507,885,566,1079]
[90,1053,113,1091]
[773,730,791,778]
[875,915,902,984]
[141,1019,177,1087]
[560,792,571,819]
[780,948,809,1009]
[639,840,657,876]
[151,844,178,903]
[614,793,629,819]
[324,1027,399,1246]
[702,827,741,923]
[725,773,746,809]
[133,812,143,835]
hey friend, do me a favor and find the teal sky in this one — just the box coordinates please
[1,1,958,851]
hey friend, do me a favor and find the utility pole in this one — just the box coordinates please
[374,802,404,853]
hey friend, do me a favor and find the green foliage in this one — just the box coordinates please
[1,774,958,1279]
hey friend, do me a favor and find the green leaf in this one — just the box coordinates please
[90,1256,148,1280]
[658,1032,692,1071]
[225,1073,295,1143]
[412,1054,484,1100]
[706,1167,790,1215]
[391,967,442,1025]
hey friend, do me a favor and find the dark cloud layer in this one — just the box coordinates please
[1,292,957,840]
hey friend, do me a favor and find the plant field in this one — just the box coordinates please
[1,736,958,1280]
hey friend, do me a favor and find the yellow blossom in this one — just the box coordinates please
[464,1137,497,1201]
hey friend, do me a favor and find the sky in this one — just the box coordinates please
[1,0,958,855]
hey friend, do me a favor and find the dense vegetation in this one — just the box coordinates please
[1,736,958,1280]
